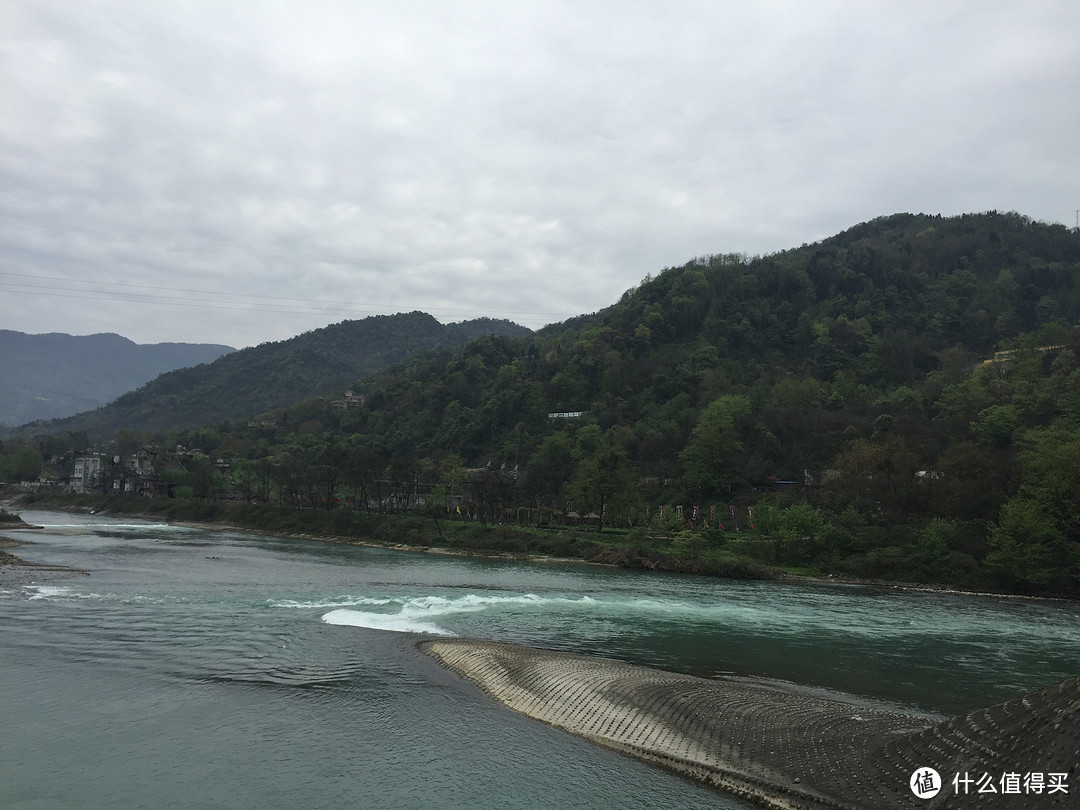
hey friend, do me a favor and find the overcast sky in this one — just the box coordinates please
[2,1,1078,349]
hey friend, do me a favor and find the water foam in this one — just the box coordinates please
[22,584,165,604]
[321,607,456,635]
[25,585,77,600]
[297,589,1069,643]
[310,592,594,636]
[37,522,179,530]
[267,596,393,610]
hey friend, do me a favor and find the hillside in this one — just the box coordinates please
[17,313,529,438]
[0,331,234,427]
[14,212,1080,596]
[345,211,1080,465]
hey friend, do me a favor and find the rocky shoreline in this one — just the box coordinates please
[0,536,87,588]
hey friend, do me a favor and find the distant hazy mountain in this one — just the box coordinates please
[0,331,235,427]
[23,312,530,438]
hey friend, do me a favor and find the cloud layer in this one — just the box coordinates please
[2,1,1078,347]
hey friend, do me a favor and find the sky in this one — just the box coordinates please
[2,1,1078,349]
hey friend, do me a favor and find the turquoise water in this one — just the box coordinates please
[3,511,1079,809]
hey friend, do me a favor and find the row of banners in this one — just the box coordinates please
[653,503,755,530]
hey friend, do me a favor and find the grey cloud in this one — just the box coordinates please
[2,1,1078,347]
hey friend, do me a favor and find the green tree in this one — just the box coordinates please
[973,405,1017,448]
[826,433,921,520]
[780,501,825,548]
[986,499,1073,594]
[569,437,640,531]
[750,498,783,535]
[756,500,826,564]
[0,445,43,483]
[985,424,1080,595]
[679,395,750,497]
[525,432,575,507]
[910,521,959,583]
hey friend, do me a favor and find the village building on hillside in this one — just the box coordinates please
[330,390,364,413]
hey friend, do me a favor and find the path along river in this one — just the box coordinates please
[2,510,1078,809]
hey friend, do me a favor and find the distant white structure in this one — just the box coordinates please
[72,456,102,493]
[547,411,585,419]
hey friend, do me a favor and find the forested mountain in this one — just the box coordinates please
[0,331,234,428]
[19,313,529,437]
[343,211,1078,468]
[15,212,1080,595]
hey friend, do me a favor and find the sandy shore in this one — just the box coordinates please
[423,639,1080,810]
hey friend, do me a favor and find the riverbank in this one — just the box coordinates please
[7,493,1071,602]
[10,493,781,578]
[0,495,615,579]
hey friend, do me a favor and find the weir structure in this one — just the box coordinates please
[422,639,1078,809]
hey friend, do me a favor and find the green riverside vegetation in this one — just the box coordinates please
[7,212,1080,598]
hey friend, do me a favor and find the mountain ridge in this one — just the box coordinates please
[17,313,529,437]
[0,331,234,427]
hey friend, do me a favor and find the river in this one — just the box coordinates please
[2,510,1078,809]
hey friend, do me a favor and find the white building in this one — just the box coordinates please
[72,456,102,494]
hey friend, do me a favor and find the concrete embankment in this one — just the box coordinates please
[422,639,1079,809]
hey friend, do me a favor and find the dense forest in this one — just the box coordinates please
[8,212,1080,597]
